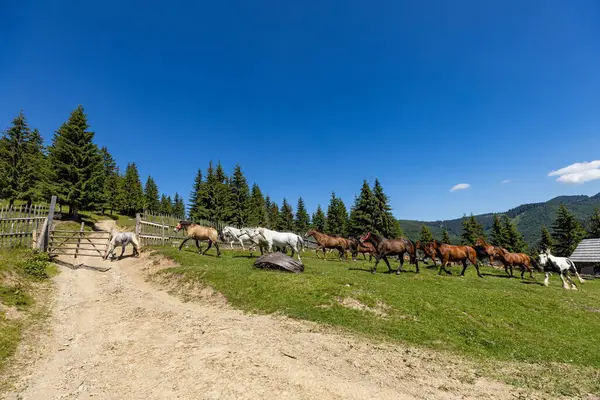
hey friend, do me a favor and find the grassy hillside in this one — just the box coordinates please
[156,248,600,397]
[400,192,600,248]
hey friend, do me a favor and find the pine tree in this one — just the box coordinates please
[104,166,121,215]
[121,162,144,216]
[144,176,160,213]
[173,192,185,218]
[470,215,485,240]
[99,147,117,214]
[419,225,434,243]
[247,183,266,227]
[47,106,104,216]
[348,180,376,237]
[268,200,280,230]
[441,228,451,244]
[504,216,527,253]
[195,161,216,222]
[312,205,326,232]
[325,192,348,237]
[188,169,202,220]
[372,179,401,238]
[588,208,600,239]
[0,112,46,206]
[229,164,250,227]
[552,204,587,257]
[461,215,476,245]
[294,197,310,233]
[159,194,173,215]
[278,198,295,231]
[490,214,508,248]
[538,226,554,253]
[213,162,232,223]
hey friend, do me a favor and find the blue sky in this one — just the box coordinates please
[1,1,600,221]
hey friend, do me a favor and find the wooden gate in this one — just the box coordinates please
[48,222,111,258]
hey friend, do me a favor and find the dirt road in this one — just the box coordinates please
[4,222,542,400]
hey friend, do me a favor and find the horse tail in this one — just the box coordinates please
[530,256,541,272]
[566,258,578,273]
[297,235,305,252]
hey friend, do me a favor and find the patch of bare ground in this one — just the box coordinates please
[335,296,390,317]
[1,228,580,399]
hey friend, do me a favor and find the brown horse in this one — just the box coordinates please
[474,238,502,266]
[174,221,223,257]
[305,229,351,260]
[422,240,480,277]
[416,240,437,264]
[493,248,540,279]
[360,232,419,274]
[348,237,378,261]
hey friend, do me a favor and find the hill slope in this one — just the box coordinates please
[399,192,600,248]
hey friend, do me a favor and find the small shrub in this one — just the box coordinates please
[22,251,50,280]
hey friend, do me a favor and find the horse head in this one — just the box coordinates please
[174,220,191,233]
[305,229,316,238]
[475,237,487,247]
[359,232,371,243]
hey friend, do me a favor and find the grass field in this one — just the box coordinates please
[156,247,600,396]
[0,249,56,374]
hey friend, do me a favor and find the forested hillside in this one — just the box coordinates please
[400,193,600,247]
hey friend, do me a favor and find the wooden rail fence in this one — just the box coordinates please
[0,202,51,248]
[48,221,111,258]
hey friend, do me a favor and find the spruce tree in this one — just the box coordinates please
[490,214,508,248]
[99,147,117,214]
[552,204,587,257]
[295,197,310,233]
[504,216,527,253]
[188,169,202,220]
[213,162,232,223]
[195,161,215,221]
[121,162,144,216]
[229,164,250,227]
[312,205,326,232]
[0,112,46,206]
[47,106,104,216]
[441,228,451,244]
[348,180,376,237]
[470,215,485,240]
[173,193,185,218]
[144,176,160,213]
[588,208,600,239]
[461,215,476,245]
[247,183,266,227]
[268,200,280,229]
[104,166,121,215]
[372,179,401,238]
[279,198,295,231]
[538,226,554,253]
[419,225,434,243]
[264,195,273,228]
[325,192,348,237]
[159,195,173,215]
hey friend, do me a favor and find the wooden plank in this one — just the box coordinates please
[74,222,84,259]
[0,217,47,222]
[139,220,167,229]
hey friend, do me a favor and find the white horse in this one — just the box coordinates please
[104,229,141,260]
[538,250,585,290]
[243,227,304,261]
[222,226,256,253]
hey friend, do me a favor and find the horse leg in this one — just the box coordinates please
[119,245,126,260]
[195,239,202,252]
[202,240,213,255]
[574,269,585,284]
[214,241,221,257]
[397,255,404,275]
[544,272,550,287]
[559,272,570,289]
[381,255,393,273]
[460,260,468,276]
[179,237,192,251]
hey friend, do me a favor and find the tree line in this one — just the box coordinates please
[0,107,183,217]
[417,204,600,258]
[187,162,402,238]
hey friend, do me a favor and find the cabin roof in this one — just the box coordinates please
[570,238,600,263]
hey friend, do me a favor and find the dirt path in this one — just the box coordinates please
[4,222,544,399]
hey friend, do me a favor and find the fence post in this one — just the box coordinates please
[161,215,165,245]
[75,221,84,259]
[40,195,57,252]
[136,213,141,248]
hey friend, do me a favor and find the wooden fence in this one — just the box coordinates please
[0,202,51,248]
[48,221,111,258]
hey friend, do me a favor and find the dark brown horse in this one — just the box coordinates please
[360,232,419,274]
[473,238,502,266]
[493,248,541,279]
[305,229,351,260]
[422,240,481,277]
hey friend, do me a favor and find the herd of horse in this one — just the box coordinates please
[102,221,586,291]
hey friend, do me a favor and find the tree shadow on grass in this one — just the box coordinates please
[480,272,513,279]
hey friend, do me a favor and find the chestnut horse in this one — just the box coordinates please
[174,221,223,257]
[360,232,419,274]
[422,240,480,277]
[416,241,437,264]
[348,237,378,261]
[474,238,502,266]
[305,229,351,260]
[493,248,541,279]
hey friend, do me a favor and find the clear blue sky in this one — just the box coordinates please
[2,1,600,221]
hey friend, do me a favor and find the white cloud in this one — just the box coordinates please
[450,183,470,192]
[548,160,600,184]
[501,180,510,184]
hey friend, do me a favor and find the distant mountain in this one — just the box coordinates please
[399,193,600,249]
